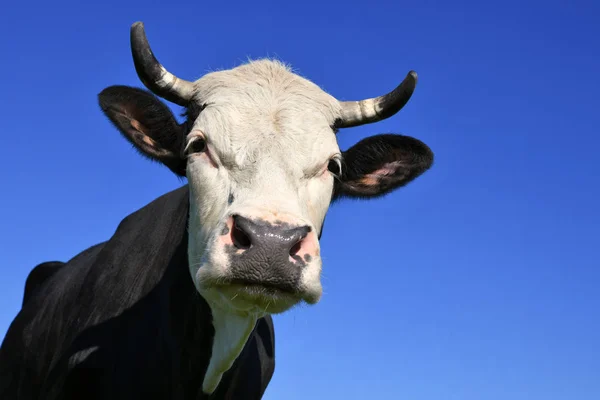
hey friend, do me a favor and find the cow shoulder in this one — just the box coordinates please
[22,261,65,307]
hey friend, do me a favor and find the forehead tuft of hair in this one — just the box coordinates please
[189,58,341,123]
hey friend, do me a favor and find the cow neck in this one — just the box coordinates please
[170,253,259,397]
[201,305,260,394]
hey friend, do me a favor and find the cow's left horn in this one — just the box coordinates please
[130,21,195,106]
[336,71,418,128]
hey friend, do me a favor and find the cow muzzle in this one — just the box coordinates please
[197,213,323,315]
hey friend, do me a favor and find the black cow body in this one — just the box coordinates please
[0,186,275,400]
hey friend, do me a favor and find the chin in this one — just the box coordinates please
[221,283,304,314]
[197,283,301,315]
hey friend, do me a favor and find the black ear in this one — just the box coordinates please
[335,134,433,199]
[98,85,187,176]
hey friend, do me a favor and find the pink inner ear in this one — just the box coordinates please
[372,161,402,176]
[356,162,404,188]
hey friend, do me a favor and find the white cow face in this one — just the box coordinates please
[184,61,342,315]
[98,25,434,321]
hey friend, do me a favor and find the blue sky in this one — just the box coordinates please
[1,0,598,398]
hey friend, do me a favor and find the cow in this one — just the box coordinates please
[0,21,434,399]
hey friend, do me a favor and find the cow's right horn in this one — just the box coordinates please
[130,21,195,106]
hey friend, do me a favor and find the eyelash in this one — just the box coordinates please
[326,157,342,177]
[184,137,207,156]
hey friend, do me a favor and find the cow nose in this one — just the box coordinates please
[231,215,311,259]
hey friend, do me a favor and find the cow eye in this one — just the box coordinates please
[185,137,207,155]
[327,158,341,176]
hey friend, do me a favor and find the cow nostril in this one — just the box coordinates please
[289,240,302,257]
[232,220,251,250]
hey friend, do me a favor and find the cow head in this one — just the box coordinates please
[99,22,433,320]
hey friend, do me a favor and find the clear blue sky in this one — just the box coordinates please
[1,0,598,398]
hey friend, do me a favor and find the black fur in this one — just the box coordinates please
[182,101,206,123]
[0,186,275,400]
[21,261,65,307]
[334,134,434,200]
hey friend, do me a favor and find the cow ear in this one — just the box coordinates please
[335,134,433,199]
[98,85,187,176]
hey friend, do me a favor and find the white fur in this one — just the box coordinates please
[183,59,343,393]
[202,305,259,394]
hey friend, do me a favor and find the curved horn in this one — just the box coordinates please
[336,71,418,128]
[130,21,195,106]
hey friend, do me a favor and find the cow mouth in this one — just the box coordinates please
[206,279,304,314]
[228,278,298,295]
